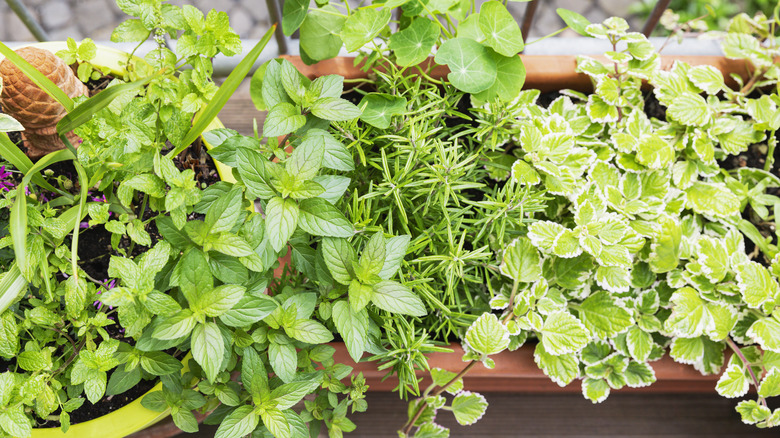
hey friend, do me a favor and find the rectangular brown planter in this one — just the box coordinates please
[281,54,755,92]
[330,342,722,394]
[278,52,749,396]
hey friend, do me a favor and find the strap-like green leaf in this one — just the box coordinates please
[56,75,156,135]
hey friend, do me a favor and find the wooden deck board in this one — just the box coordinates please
[173,392,778,437]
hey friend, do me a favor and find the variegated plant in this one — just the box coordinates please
[399,12,780,434]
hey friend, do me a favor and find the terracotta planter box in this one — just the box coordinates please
[330,342,722,394]
[281,54,755,92]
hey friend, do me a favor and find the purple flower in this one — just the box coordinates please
[93,279,117,311]
[0,166,12,192]
[91,194,107,203]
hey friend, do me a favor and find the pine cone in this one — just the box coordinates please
[0,47,88,159]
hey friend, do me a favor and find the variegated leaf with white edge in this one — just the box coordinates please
[715,362,749,398]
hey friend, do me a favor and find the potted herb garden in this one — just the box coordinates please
[2,0,780,437]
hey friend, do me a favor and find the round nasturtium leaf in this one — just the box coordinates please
[388,18,440,67]
[473,50,525,102]
[340,8,392,52]
[434,38,497,94]
[358,93,408,129]
[282,0,309,36]
[300,7,345,63]
[457,13,484,42]
[479,1,524,57]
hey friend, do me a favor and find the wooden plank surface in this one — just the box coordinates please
[219,79,265,136]
[173,392,777,437]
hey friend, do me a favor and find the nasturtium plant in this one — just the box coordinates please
[283,0,589,102]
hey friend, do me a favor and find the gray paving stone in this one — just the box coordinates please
[5,11,38,42]
[599,0,632,17]
[75,0,119,34]
[40,0,72,30]
[228,4,254,36]
[48,24,84,41]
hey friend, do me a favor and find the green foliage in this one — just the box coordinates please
[284,0,588,101]
[0,2,420,438]
[388,12,780,436]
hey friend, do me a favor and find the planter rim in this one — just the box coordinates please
[281,54,755,93]
[1,42,221,438]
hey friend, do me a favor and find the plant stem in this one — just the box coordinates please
[402,280,520,436]
[401,360,478,436]
[740,67,767,96]
[725,337,767,408]
[765,129,776,172]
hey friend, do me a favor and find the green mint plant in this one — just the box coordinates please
[55,38,111,83]
[0,2,401,438]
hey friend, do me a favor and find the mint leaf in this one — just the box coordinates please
[263,102,305,137]
[215,405,258,438]
[153,310,197,340]
[221,295,278,328]
[261,408,290,438]
[286,319,334,344]
[270,376,322,410]
[298,198,354,238]
[269,342,297,383]
[195,285,245,317]
[192,322,225,382]
[371,280,426,316]
[465,313,510,356]
[310,97,362,121]
[332,300,369,361]
[265,197,300,252]
[321,237,356,285]
[378,235,410,280]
